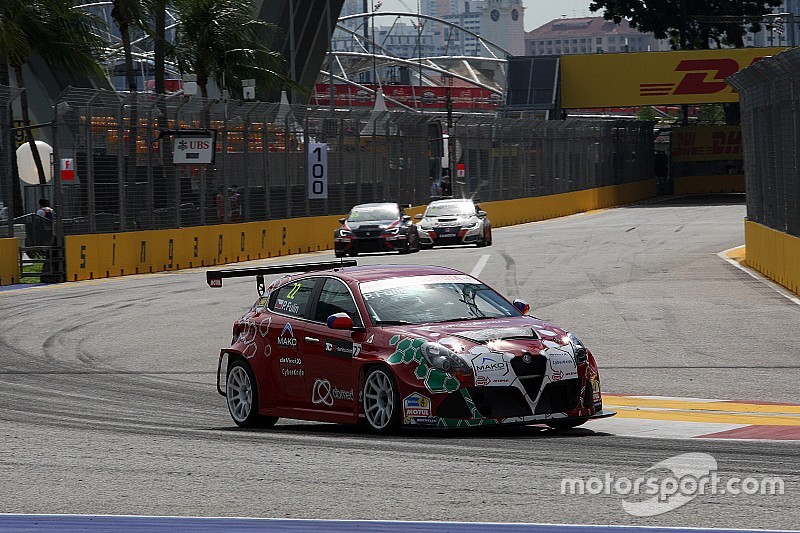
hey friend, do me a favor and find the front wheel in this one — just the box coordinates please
[226,358,278,428]
[362,366,401,434]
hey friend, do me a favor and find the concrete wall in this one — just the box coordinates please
[674,175,745,195]
[745,220,800,297]
[1,179,658,285]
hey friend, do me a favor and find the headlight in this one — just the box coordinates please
[419,342,472,374]
[383,227,400,235]
[567,332,588,363]
[339,229,352,237]
[463,221,479,229]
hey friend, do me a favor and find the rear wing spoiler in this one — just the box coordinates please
[206,259,357,295]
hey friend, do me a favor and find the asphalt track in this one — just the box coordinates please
[0,194,798,530]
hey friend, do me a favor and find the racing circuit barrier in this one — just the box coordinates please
[63,179,655,282]
[728,48,800,297]
[0,85,656,284]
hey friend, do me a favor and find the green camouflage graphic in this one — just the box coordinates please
[387,336,460,394]
[436,389,498,428]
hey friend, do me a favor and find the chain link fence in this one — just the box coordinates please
[1,86,23,238]
[2,86,655,239]
[728,48,800,239]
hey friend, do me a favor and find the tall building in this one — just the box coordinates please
[479,0,525,56]
[525,17,668,56]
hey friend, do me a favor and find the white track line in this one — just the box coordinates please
[718,246,800,306]
[470,254,491,278]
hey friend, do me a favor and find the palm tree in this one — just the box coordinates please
[110,0,143,93]
[0,0,106,185]
[171,0,298,100]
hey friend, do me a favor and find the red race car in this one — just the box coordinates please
[207,261,614,433]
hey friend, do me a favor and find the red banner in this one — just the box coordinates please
[312,84,499,111]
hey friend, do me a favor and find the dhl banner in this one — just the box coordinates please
[561,47,786,108]
[672,126,743,162]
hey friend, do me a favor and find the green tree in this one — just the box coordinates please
[589,0,782,49]
[171,0,297,100]
[111,0,144,93]
[0,0,106,186]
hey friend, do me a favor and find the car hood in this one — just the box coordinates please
[345,219,399,230]
[420,214,476,226]
[387,315,569,357]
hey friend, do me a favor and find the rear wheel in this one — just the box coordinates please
[545,418,588,431]
[226,358,278,428]
[362,366,401,434]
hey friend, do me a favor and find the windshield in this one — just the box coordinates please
[360,274,521,325]
[424,202,475,217]
[348,206,398,221]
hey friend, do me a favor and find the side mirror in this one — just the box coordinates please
[414,213,423,220]
[512,299,530,315]
[339,217,346,224]
[327,312,354,330]
[477,210,487,217]
[402,214,411,221]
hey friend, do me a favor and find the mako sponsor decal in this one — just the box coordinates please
[469,347,511,387]
[278,322,297,348]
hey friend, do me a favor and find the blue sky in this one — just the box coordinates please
[377,1,598,31]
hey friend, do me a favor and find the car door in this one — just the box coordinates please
[301,277,363,416]
[267,276,317,407]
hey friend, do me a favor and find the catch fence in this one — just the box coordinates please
[728,48,800,238]
[1,86,654,239]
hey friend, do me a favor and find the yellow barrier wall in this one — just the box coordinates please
[65,215,343,282]
[0,238,19,285]
[482,179,657,228]
[744,220,800,297]
[674,175,745,195]
[63,179,657,282]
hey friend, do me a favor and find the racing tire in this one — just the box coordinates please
[348,251,359,257]
[411,231,421,253]
[545,418,588,431]
[486,230,493,246]
[398,238,411,254]
[226,358,278,429]
[420,242,433,250]
[334,250,346,258]
[476,230,487,248]
[362,366,401,434]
